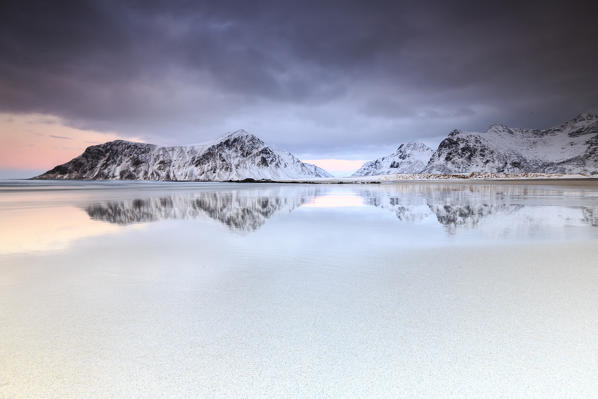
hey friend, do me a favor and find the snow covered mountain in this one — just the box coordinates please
[36,130,333,181]
[352,142,434,176]
[424,113,598,175]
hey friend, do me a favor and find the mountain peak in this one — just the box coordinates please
[223,129,258,140]
[397,142,432,153]
[486,123,512,134]
[217,129,266,148]
[571,112,598,123]
[227,128,250,136]
[97,139,154,149]
[552,112,598,132]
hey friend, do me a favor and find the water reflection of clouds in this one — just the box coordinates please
[0,206,142,255]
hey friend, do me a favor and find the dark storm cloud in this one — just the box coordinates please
[1,0,597,158]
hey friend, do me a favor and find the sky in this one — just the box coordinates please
[1,0,597,177]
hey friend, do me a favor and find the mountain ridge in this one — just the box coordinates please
[423,113,598,175]
[35,130,332,181]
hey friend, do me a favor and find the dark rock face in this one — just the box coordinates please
[427,135,536,174]
[39,140,157,180]
[35,131,332,181]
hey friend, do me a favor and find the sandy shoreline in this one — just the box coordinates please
[25,175,598,187]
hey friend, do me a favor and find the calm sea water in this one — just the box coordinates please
[1,180,598,398]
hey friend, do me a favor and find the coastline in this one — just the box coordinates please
[266,173,598,185]
[27,174,598,186]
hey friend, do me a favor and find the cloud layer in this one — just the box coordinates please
[1,0,597,159]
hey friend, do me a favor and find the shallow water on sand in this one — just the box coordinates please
[1,180,598,398]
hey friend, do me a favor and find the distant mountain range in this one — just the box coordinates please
[36,113,598,181]
[36,130,332,181]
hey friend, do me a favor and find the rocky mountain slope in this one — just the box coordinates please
[352,142,434,176]
[36,130,332,181]
[424,113,598,175]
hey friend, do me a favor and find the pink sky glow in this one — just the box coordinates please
[0,113,140,170]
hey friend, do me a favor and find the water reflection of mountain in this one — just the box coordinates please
[360,184,598,234]
[85,187,320,232]
[84,184,598,235]
[583,207,598,226]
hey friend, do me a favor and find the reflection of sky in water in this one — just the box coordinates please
[303,194,364,208]
[1,181,597,254]
[1,181,598,398]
